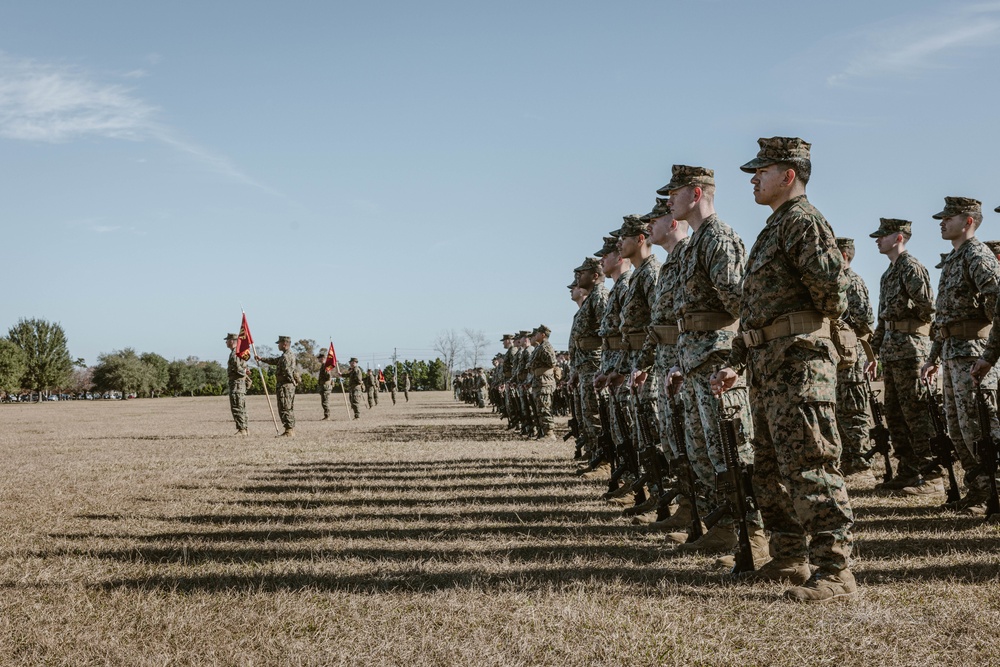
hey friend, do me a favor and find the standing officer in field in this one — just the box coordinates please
[661,165,762,559]
[867,220,938,492]
[346,357,364,419]
[364,369,377,409]
[317,350,334,420]
[571,257,608,460]
[833,237,876,478]
[401,372,411,401]
[257,335,298,437]
[928,197,1000,514]
[528,324,558,439]
[713,137,856,602]
[226,333,251,436]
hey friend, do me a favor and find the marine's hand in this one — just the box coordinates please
[970,358,993,383]
[920,361,938,384]
[710,367,738,397]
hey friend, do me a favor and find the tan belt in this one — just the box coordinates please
[605,337,625,351]
[940,319,991,340]
[531,368,555,378]
[625,332,647,350]
[742,310,830,348]
[886,319,931,336]
[678,312,739,333]
[649,324,679,346]
[576,336,602,351]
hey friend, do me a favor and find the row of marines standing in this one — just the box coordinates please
[492,135,1000,603]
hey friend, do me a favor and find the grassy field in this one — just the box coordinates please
[1,391,998,666]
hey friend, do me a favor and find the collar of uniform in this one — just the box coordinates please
[764,194,809,228]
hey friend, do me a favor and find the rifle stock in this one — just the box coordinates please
[974,385,1000,517]
[717,401,758,575]
[862,377,893,483]
[923,379,961,504]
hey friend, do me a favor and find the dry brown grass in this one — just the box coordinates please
[1,391,998,666]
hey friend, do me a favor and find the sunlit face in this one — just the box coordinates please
[600,251,619,275]
[874,233,896,255]
[939,214,969,241]
[226,339,236,350]
[750,164,787,207]
[666,186,696,220]
[649,215,673,245]
[617,234,641,260]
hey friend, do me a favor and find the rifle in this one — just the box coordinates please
[564,387,581,442]
[669,391,704,543]
[521,385,538,438]
[605,383,641,498]
[974,384,1000,517]
[861,376,893,483]
[717,399,758,575]
[923,378,960,504]
[629,379,668,498]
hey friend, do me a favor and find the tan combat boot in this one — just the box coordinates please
[280,428,295,438]
[714,525,769,570]
[741,556,811,585]
[236,429,249,437]
[643,498,693,532]
[901,472,944,496]
[675,523,738,555]
[579,462,611,480]
[662,522,707,545]
[784,568,857,602]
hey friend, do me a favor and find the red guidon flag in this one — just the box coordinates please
[378,369,385,383]
[236,313,253,361]
[324,342,339,372]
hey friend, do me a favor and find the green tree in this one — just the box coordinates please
[8,318,73,395]
[92,348,149,398]
[167,359,200,396]
[427,358,448,390]
[140,352,169,397]
[0,338,27,394]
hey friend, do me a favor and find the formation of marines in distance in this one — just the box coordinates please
[486,136,1000,603]
[224,335,410,436]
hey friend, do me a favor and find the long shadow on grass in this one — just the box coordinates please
[164,509,614,524]
[233,480,581,494]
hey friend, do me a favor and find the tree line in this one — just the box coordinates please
[0,320,453,399]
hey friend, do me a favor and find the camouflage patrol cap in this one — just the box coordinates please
[932,196,982,220]
[740,137,812,173]
[594,235,618,257]
[501,333,514,341]
[657,165,715,195]
[349,357,359,363]
[647,197,671,220]
[517,330,531,338]
[995,205,1000,213]
[935,253,950,270]
[835,237,854,251]
[616,214,650,238]
[276,335,291,344]
[985,240,1000,257]
[574,256,601,273]
[567,281,577,290]
[869,218,912,238]
[536,324,552,337]
[225,333,238,342]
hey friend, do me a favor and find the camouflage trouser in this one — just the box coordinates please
[404,389,409,402]
[608,385,633,453]
[941,356,1000,491]
[366,387,375,408]
[834,376,869,463]
[749,353,853,571]
[228,382,248,431]
[390,388,397,404]
[373,387,380,405]
[320,387,331,419]
[277,383,295,430]
[577,368,601,456]
[882,358,935,475]
[349,387,363,418]
[681,355,755,523]
[533,385,554,432]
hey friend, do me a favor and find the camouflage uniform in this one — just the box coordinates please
[728,174,853,572]
[318,362,334,419]
[516,338,535,432]
[501,338,518,423]
[833,240,875,471]
[401,373,410,401]
[259,341,297,432]
[346,362,364,419]
[600,263,633,446]
[528,328,558,434]
[385,372,397,405]
[868,224,936,478]
[929,198,1000,494]
[226,336,249,432]
[571,258,609,457]
[364,370,376,408]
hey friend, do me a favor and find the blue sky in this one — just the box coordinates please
[1,1,998,367]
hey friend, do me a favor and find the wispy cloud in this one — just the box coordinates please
[827,3,1000,86]
[0,53,275,193]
